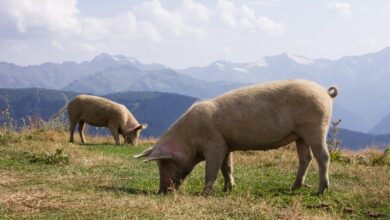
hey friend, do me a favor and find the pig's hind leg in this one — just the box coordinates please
[301,129,330,194]
[69,121,77,143]
[292,138,313,190]
[78,121,87,144]
[221,152,235,192]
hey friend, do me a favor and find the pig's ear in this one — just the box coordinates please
[134,147,154,158]
[134,147,173,161]
[144,147,173,162]
[133,124,147,132]
[144,154,173,162]
[133,125,142,132]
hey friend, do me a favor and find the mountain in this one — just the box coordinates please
[0,53,167,90]
[0,61,92,89]
[0,52,243,99]
[63,65,245,99]
[180,47,390,132]
[180,53,320,83]
[337,128,390,150]
[0,88,197,137]
[86,53,167,71]
[2,49,390,132]
[371,113,390,135]
[331,103,371,132]
[182,59,268,83]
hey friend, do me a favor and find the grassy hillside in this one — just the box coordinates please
[0,129,389,219]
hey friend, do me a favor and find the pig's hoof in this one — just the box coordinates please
[316,187,328,195]
[291,182,302,191]
[316,183,329,195]
[223,182,235,192]
[201,192,210,197]
[201,189,212,197]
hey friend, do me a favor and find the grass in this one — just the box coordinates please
[0,129,389,219]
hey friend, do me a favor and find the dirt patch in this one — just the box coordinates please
[0,172,20,186]
[0,188,64,214]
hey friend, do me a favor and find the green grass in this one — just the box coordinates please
[0,130,389,219]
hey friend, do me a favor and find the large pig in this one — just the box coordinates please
[135,79,338,196]
[51,95,147,145]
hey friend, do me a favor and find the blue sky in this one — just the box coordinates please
[0,0,389,68]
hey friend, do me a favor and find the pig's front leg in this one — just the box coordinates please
[202,146,228,197]
[221,152,235,192]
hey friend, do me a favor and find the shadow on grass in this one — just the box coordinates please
[97,185,155,195]
[76,143,146,148]
[76,142,117,146]
[97,185,319,199]
[265,186,321,197]
[270,189,302,196]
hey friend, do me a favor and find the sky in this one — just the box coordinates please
[0,0,389,68]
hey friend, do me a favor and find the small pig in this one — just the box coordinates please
[51,94,147,145]
[135,79,338,196]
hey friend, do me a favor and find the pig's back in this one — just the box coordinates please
[210,79,333,148]
[68,95,127,126]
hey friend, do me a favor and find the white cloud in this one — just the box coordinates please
[80,43,98,53]
[241,4,284,34]
[134,0,183,36]
[217,0,238,27]
[0,0,286,66]
[51,40,64,50]
[359,40,377,48]
[139,21,162,42]
[0,0,283,47]
[326,2,352,18]
[0,0,80,35]
[80,12,137,41]
[0,0,163,51]
[133,0,209,39]
[246,0,279,7]
[181,0,212,23]
[224,45,231,55]
[217,0,284,34]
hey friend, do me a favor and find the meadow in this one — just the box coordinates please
[0,129,389,219]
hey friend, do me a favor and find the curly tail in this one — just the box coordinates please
[49,106,68,121]
[328,86,338,98]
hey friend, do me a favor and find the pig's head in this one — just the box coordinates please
[134,139,196,194]
[123,124,147,145]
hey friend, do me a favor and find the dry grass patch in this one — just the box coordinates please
[0,188,65,214]
[235,143,298,171]
[0,172,21,186]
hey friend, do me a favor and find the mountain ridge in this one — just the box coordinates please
[2,49,390,133]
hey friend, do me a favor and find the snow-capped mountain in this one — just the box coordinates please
[63,65,244,98]
[90,53,167,71]
[180,53,319,83]
[0,53,167,89]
